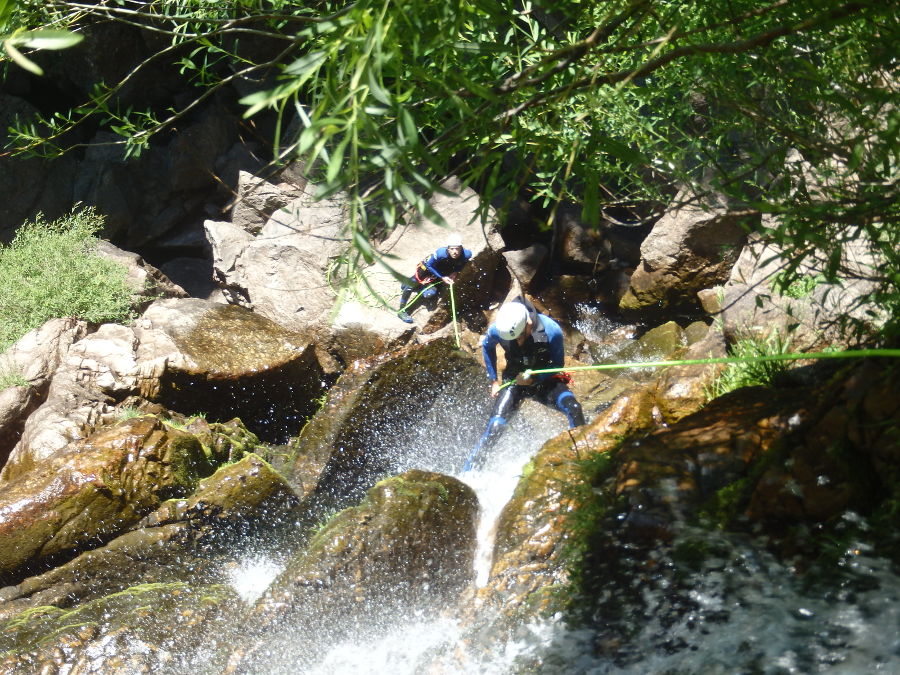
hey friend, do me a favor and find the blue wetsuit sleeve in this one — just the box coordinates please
[534,317,565,381]
[424,248,446,278]
[482,329,501,381]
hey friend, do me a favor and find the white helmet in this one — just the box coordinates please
[446,233,463,248]
[495,302,529,340]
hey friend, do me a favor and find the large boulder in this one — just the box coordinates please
[0,450,297,615]
[0,416,224,584]
[1,299,327,482]
[619,197,754,314]
[94,240,189,309]
[288,339,486,505]
[205,184,348,337]
[228,469,478,672]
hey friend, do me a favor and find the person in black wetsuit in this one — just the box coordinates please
[463,297,585,471]
[397,233,472,323]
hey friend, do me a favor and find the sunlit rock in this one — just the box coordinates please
[0,581,240,674]
[0,416,222,584]
[0,318,88,470]
[619,196,753,314]
[205,184,348,332]
[0,452,297,616]
[720,233,883,349]
[94,239,189,309]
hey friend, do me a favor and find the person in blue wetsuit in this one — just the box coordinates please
[463,297,585,471]
[397,233,473,323]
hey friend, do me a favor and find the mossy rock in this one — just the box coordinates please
[0,582,241,673]
[0,416,226,584]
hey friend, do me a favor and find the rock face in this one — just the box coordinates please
[0,416,222,584]
[619,199,753,314]
[718,232,883,349]
[0,319,88,468]
[289,339,486,505]
[1,298,327,481]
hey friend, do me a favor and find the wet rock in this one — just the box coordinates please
[230,470,478,671]
[0,452,298,615]
[0,582,240,674]
[288,339,485,506]
[0,416,220,584]
[653,327,727,423]
[479,387,658,619]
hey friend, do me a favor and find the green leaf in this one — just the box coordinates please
[0,0,15,29]
[352,228,375,263]
[327,135,350,184]
[284,50,327,77]
[4,40,43,75]
[15,30,84,50]
[367,68,391,106]
[398,107,418,147]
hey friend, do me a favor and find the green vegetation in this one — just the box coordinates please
[0,359,27,390]
[3,0,897,341]
[770,270,822,299]
[708,330,794,398]
[0,208,135,351]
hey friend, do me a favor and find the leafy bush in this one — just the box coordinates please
[0,208,134,351]
[770,271,822,300]
[709,331,793,398]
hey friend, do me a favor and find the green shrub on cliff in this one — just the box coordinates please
[0,208,134,351]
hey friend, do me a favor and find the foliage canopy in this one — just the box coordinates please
[4,0,899,338]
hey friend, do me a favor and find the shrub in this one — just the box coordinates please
[0,208,134,351]
[709,330,793,398]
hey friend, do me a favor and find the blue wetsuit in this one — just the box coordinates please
[464,301,585,471]
[399,246,472,311]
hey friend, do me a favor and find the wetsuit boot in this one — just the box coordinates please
[397,286,413,323]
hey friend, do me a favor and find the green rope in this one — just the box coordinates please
[449,282,460,348]
[399,282,440,312]
[521,348,900,380]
